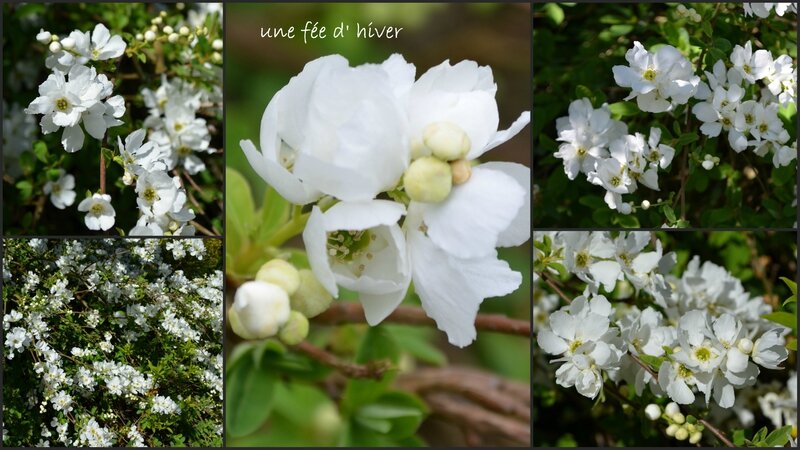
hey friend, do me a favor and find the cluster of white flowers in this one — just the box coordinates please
[555,99,675,213]
[743,3,797,18]
[535,232,791,412]
[2,239,221,447]
[242,54,530,347]
[693,42,797,168]
[613,41,701,113]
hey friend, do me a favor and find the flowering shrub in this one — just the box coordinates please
[2,238,223,447]
[533,3,797,227]
[533,231,797,446]
[224,4,531,446]
[2,3,223,235]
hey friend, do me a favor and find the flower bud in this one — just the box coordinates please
[410,137,430,159]
[168,33,179,43]
[278,311,309,345]
[404,156,452,203]
[229,281,290,340]
[136,33,144,41]
[212,52,223,64]
[290,269,333,318]
[61,37,76,50]
[49,41,62,53]
[644,403,661,421]
[666,424,679,437]
[256,259,300,296]
[737,337,754,354]
[144,30,156,42]
[37,30,52,44]
[450,159,472,185]
[701,160,714,170]
[152,16,163,25]
[618,202,632,215]
[423,122,471,161]
[675,427,689,441]
[163,25,174,34]
[179,26,190,36]
[689,431,702,444]
[641,199,651,210]
[212,39,223,51]
[665,402,680,416]
[672,412,685,424]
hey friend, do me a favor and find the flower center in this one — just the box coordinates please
[92,48,101,59]
[609,175,621,187]
[577,147,587,157]
[56,97,70,112]
[694,347,712,362]
[720,100,729,108]
[649,150,660,162]
[677,364,693,378]
[177,146,191,156]
[643,68,657,81]
[745,113,754,124]
[618,252,632,266]
[575,251,589,268]
[758,123,769,133]
[52,184,62,194]
[90,203,104,215]
[142,187,158,203]
[568,339,583,353]
[743,64,752,74]
[721,117,732,126]
[327,230,374,262]
[174,122,184,132]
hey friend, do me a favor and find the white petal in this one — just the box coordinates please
[240,139,321,205]
[537,329,569,355]
[588,260,621,292]
[322,200,404,232]
[61,125,85,152]
[424,166,525,259]
[83,105,108,140]
[479,162,530,248]
[726,348,749,373]
[302,206,338,297]
[474,111,530,158]
[360,287,409,326]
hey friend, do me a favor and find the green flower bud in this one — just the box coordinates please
[290,269,333,318]
[671,412,685,424]
[423,122,471,161]
[256,259,301,296]
[665,424,679,437]
[404,156,452,203]
[278,311,309,345]
[675,427,689,441]
[689,431,702,444]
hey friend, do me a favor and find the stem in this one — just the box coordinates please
[293,341,390,379]
[699,418,734,447]
[312,302,530,337]
[629,353,658,378]
[539,271,573,304]
[99,150,106,195]
[265,210,310,247]
[190,220,216,237]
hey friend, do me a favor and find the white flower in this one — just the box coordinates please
[730,41,774,84]
[644,403,661,420]
[555,98,627,179]
[117,129,170,183]
[751,328,789,369]
[303,200,410,325]
[228,280,290,339]
[43,170,76,210]
[135,170,182,216]
[151,395,181,414]
[612,41,700,112]
[241,54,413,204]
[77,193,116,231]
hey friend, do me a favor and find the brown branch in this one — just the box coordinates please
[190,220,216,237]
[293,341,391,380]
[699,418,734,447]
[422,392,530,446]
[312,302,530,337]
[99,148,106,194]
[540,271,572,304]
[629,353,658,378]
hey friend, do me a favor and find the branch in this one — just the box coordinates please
[423,392,530,446]
[312,302,530,337]
[539,271,573,304]
[628,353,658,378]
[699,418,734,447]
[292,341,391,380]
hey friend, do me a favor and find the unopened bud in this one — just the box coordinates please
[618,202,633,215]
[665,402,680,416]
[256,259,300,296]
[61,37,75,50]
[666,424,679,437]
[290,269,333,318]
[450,159,472,185]
[163,25,174,35]
[423,122,471,161]
[49,41,62,53]
[672,412,685,424]
[152,16,163,25]
[212,52,222,64]
[144,30,156,42]
[179,26,190,36]
[641,199,651,210]
[168,33,179,43]
[689,431,702,444]
[278,311,309,345]
[675,427,689,441]
[229,281,290,340]
[404,156,452,203]
[701,160,715,170]
[135,33,144,41]
[212,39,223,51]
[737,337,754,354]
[645,403,661,421]
[36,29,52,44]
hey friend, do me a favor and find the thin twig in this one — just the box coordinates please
[629,353,658,378]
[190,220,217,237]
[540,271,573,304]
[293,341,391,380]
[699,418,734,447]
[312,302,530,337]
[99,150,106,194]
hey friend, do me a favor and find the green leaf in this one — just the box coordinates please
[342,326,399,412]
[257,186,291,242]
[762,311,797,333]
[355,391,427,439]
[700,20,712,38]
[226,354,277,438]
[16,180,33,200]
[637,354,665,370]
[714,37,732,53]
[608,101,639,117]
[575,85,593,102]
[226,167,257,239]
[781,277,797,298]
[19,151,36,175]
[387,326,447,366]
[662,205,677,224]
[544,3,565,25]
[33,141,49,163]
[787,340,797,351]
[675,133,699,146]
[764,425,793,447]
[732,429,745,446]
[753,426,768,444]
[138,52,147,63]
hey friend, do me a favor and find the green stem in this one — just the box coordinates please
[266,206,310,247]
